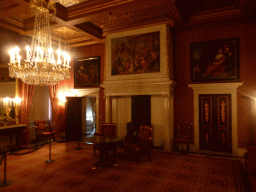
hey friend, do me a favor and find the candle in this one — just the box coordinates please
[4,97,10,107]
[40,48,44,58]
[48,48,52,60]
[18,55,21,66]
[16,97,21,107]
[15,46,20,63]
[9,49,14,63]
[13,97,21,107]
[57,49,61,64]
[63,52,66,66]
[26,46,30,61]
[37,46,40,59]
[67,55,70,68]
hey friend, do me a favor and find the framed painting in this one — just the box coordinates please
[106,24,168,81]
[191,38,239,81]
[74,56,100,87]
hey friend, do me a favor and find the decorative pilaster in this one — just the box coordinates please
[105,96,111,123]
[164,95,171,150]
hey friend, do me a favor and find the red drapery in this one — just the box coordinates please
[18,79,35,145]
[48,84,59,137]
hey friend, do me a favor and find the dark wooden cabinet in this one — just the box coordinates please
[65,97,82,142]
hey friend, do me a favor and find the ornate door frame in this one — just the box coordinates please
[199,94,232,152]
[189,82,243,156]
[70,88,100,132]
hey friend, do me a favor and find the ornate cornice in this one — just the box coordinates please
[188,82,243,92]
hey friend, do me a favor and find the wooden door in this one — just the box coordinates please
[65,97,82,142]
[199,94,232,153]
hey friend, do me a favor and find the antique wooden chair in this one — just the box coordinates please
[93,123,117,155]
[173,123,193,154]
[124,125,153,162]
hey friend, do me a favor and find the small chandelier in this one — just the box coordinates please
[8,0,70,86]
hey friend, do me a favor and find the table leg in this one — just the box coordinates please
[92,142,118,169]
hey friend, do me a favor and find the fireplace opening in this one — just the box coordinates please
[131,95,151,126]
[125,95,151,139]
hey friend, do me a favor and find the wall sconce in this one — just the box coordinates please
[3,97,12,120]
[58,93,67,106]
[13,97,22,124]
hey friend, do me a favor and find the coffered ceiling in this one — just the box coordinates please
[0,0,255,47]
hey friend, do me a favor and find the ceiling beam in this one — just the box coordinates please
[74,22,103,39]
[0,2,22,19]
[64,0,164,25]
[67,0,136,21]
[163,0,184,28]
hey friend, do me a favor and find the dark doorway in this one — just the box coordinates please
[84,96,96,137]
[65,97,82,142]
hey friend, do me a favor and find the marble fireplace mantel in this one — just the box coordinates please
[101,78,175,151]
[102,78,174,97]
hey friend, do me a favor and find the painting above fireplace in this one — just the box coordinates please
[105,24,169,82]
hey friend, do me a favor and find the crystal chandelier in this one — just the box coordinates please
[8,0,71,86]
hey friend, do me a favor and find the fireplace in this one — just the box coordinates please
[101,78,174,151]
[102,24,174,151]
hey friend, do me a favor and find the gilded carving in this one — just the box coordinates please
[204,100,209,122]
[220,100,226,123]
[52,27,83,39]
[205,131,209,143]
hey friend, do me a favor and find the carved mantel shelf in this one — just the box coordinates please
[188,82,243,92]
[101,78,175,97]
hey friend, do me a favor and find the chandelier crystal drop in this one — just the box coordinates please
[8,0,71,86]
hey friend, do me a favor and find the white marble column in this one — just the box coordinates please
[164,95,172,151]
[105,96,111,123]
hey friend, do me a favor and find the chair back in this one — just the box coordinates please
[175,124,192,141]
[138,125,153,141]
[100,123,117,136]
[45,119,55,132]
[35,120,47,132]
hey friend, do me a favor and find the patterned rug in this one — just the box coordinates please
[0,142,247,192]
